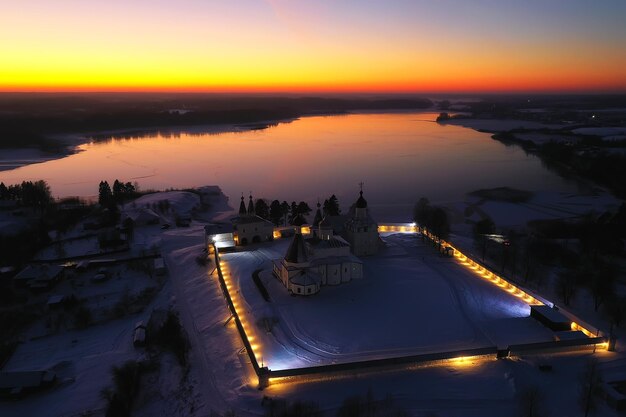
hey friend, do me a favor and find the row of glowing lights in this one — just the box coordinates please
[454,252,542,305]
[217,256,264,367]
[267,354,490,385]
[378,224,604,345]
[445,240,602,341]
[223,224,604,385]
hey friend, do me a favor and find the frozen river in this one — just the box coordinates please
[0,112,583,221]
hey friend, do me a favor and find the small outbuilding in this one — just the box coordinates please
[205,223,236,250]
[530,305,572,331]
[13,264,63,291]
[0,370,57,398]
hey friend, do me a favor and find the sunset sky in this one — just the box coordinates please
[1,0,625,93]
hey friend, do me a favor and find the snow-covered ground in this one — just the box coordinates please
[0,298,161,416]
[125,190,201,220]
[0,148,75,172]
[261,349,619,417]
[221,234,556,372]
[572,127,626,138]
[443,119,566,132]
[457,190,619,228]
[2,185,624,417]
[514,132,578,145]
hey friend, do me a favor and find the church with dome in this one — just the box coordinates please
[272,187,379,296]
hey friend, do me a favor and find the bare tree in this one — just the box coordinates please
[516,385,545,417]
[579,358,602,417]
[556,269,577,306]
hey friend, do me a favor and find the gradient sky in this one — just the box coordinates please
[1,0,625,93]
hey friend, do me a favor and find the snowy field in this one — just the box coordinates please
[457,190,619,228]
[222,234,556,372]
[443,118,566,132]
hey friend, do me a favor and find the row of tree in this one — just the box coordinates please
[0,180,52,211]
[98,180,138,208]
[252,194,342,226]
[470,207,626,346]
[413,197,450,241]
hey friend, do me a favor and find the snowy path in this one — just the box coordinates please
[161,226,261,415]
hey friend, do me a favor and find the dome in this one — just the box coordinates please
[238,195,246,215]
[355,190,367,209]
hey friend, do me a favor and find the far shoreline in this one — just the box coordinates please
[0,117,300,173]
[0,109,443,174]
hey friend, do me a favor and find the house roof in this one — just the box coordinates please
[0,371,55,389]
[233,215,274,226]
[14,264,63,282]
[204,223,234,235]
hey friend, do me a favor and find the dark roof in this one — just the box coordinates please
[233,215,274,225]
[289,269,321,286]
[306,236,350,249]
[204,223,234,235]
[14,264,63,282]
[355,190,367,209]
[247,196,254,215]
[285,233,308,263]
[313,208,323,226]
[319,216,333,228]
[238,196,246,215]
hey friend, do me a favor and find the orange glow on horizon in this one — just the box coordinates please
[3,0,626,95]
[2,77,625,94]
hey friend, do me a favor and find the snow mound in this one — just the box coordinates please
[128,191,201,218]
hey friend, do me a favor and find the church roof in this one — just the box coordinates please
[313,204,323,226]
[355,190,367,209]
[247,195,254,215]
[289,269,321,286]
[306,236,350,249]
[310,255,362,266]
[233,215,274,225]
[319,216,333,228]
[238,196,246,215]
[284,232,308,263]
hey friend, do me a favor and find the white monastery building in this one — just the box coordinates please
[273,188,379,296]
[232,194,274,245]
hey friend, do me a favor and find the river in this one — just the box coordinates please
[0,112,583,221]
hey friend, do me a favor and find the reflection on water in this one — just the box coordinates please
[0,112,578,221]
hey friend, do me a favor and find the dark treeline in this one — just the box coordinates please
[254,194,342,227]
[472,204,626,344]
[0,180,52,210]
[492,132,626,198]
[413,197,450,241]
[0,180,94,265]
[98,179,138,208]
[0,94,432,150]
